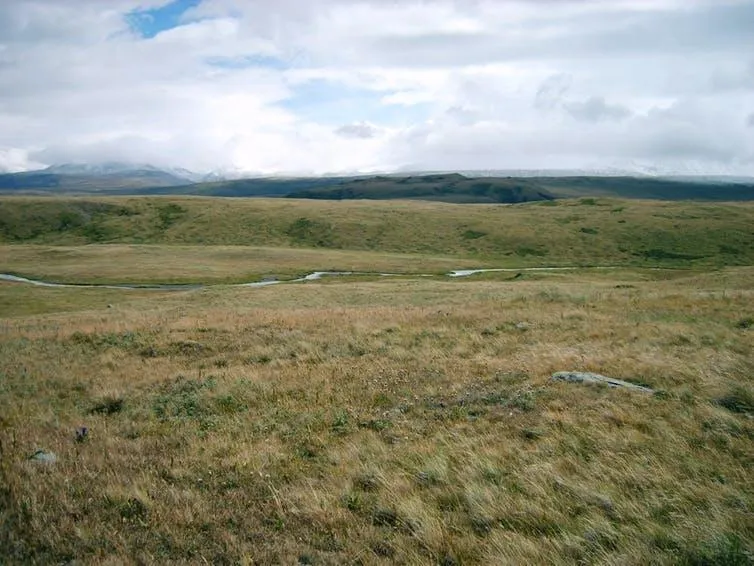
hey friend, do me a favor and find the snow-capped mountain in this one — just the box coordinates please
[44,161,166,175]
[0,162,203,192]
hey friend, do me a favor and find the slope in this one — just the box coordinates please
[1,197,753,269]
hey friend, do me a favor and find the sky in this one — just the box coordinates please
[0,0,753,176]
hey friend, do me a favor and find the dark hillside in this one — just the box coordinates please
[0,169,190,192]
[537,176,754,200]
[129,177,353,197]
[1,168,752,201]
[287,174,556,203]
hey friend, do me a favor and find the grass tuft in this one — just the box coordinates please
[716,386,754,415]
[89,396,125,415]
[680,534,754,566]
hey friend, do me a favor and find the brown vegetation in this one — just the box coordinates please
[1,266,753,564]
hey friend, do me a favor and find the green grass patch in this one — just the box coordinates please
[0,197,752,270]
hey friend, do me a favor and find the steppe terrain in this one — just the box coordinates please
[1,197,752,564]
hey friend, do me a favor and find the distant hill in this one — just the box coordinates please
[534,176,754,201]
[128,177,355,197]
[130,173,754,202]
[0,163,752,202]
[285,174,556,203]
[0,163,192,193]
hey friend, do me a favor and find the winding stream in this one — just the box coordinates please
[0,267,595,291]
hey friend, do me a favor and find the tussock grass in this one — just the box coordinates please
[1,267,753,563]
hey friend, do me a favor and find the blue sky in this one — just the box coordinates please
[126,0,429,128]
[205,55,289,71]
[280,80,431,127]
[127,0,202,39]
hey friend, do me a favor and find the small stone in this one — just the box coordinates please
[75,426,89,442]
[30,449,57,463]
[551,371,653,393]
[515,322,530,331]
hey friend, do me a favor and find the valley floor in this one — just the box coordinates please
[1,260,753,564]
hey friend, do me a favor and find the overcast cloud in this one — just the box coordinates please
[0,0,752,175]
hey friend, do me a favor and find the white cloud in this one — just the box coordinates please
[0,0,752,175]
[564,97,633,123]
[335,122,380,140]
[0,147,45,173]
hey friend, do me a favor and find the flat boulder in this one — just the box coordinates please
[551,371,653,393]
[30,449,57,463]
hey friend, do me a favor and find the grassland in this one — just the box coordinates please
[1,266,753,565]
[1,197,754,275]
[1,196,753,564]
[0,245,472,286]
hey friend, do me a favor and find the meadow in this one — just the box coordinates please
[1,197,753,271]
[1,197,753,564]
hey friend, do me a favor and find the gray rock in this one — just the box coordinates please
[30,449,57,463]
[551,371,653,393]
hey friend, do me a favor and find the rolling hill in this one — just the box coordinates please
[0,163,752,202]
[285,174,556,203]
[0,163,192,193]
[1,196,753,269]
[534,176,754,201]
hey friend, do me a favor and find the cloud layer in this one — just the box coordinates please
[0,0,753,175]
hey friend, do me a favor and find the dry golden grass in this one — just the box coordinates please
[0,244,474,285]
[1,268,753,564]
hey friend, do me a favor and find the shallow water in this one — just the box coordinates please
[0,266,603,290]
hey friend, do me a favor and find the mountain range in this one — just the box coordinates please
[0,162,752,203]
